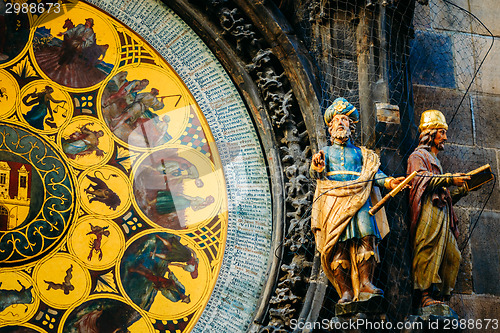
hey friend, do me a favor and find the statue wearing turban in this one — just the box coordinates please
[310,98,405,304]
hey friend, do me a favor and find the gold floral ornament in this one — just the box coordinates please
[324,97,360,125]
[81,95,94,108]
[334,100,349,112]
[0,125,76,265]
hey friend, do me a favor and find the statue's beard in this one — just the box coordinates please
[435,142,445,151]
[433,138,446,151]
[330,126,351,143]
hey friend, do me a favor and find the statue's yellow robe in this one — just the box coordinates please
[311,147,389,300]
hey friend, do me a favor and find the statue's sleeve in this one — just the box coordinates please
[426,174,452,190]
[152,99,164,110]
[373,169,388,188]
[408,151,431,236]
[450,185,468,204]
[408,151,452,191]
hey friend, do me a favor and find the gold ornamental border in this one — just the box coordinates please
[0,123,77,266]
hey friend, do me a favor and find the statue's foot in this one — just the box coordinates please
[359,282,383,295]
[421,294,445,308]
[338,291,353,304]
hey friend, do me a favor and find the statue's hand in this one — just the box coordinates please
[311,150,325,171]
[388,176,409,190]
[452,173,470,187]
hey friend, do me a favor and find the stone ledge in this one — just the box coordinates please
[335,294,388,316]
[450,294,500,333]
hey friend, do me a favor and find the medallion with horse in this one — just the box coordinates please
[31,1,119,90]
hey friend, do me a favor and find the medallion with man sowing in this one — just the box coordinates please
[32,2,118,90]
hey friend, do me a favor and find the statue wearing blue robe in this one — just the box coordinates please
[310,140,388,242]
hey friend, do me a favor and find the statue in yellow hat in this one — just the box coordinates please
[407,110,470,311]
[310,98,406,307]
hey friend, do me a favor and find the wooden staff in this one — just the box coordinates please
[369,171,417,216]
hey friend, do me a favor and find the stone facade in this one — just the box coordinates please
[411,0,500,323]
[0,0,496,331]
[269,0,499,328]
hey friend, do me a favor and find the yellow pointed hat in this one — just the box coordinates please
[419,109,448,132]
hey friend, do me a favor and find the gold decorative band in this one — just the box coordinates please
[326,171,361,176]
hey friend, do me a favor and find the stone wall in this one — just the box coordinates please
[266,0,498,328]
[412,0,500,324]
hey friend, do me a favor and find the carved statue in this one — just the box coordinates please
[407,110,470,309]
[310,98,405,304]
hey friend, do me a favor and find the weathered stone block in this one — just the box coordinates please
[410,30,456,89]
[412,85,473,146]
[380,147,406,177]
[413,0,431,30]
[451,32,477,92]
[332,20,357,57]
[416,2,495,93]
[469,0,500,37]
[473,34,500,95]
[474,94,500,149]
[333,58,359,99]
[453,207,473,294]
[429,0,471,34]
[417,303,459,319]
[376,103,400,149]
[450,294,500,332]
[469,211,500,296]
[439,145,499,211]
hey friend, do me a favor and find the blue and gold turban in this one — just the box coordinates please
[324,97,359,125]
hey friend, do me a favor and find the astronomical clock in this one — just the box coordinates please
[0,1,280,332]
